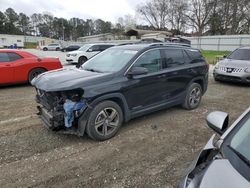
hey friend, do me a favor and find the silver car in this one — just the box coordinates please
[213,46,250,84]
[179,107,250,188]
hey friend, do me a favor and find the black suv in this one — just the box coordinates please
[32,44,209,141]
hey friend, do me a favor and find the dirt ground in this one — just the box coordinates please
[0,76,249,188]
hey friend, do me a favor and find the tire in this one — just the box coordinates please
[182,83,202,110]
[56,47,60,51]
[86,101,123,141]
[43,47,48,51]
[77,56,87,68]
[28,68,46,83]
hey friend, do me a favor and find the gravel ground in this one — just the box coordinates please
[0,52,249,187]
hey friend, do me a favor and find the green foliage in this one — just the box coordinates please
[24,42,38,49]
[201,50,231,64]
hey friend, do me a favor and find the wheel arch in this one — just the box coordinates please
[27,67,48,81]
[77,93,131,136]
[188,76,207,94]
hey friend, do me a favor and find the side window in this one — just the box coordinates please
[0,52,9,62]
[162,49,185,68]
[133,49,162,73]
[100,45,114,51]
[185,49,205,64]
[88,45,100,52]
[8,52,22,61]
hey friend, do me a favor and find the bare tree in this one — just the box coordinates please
[137,0,170,29]
[185,0,214,35]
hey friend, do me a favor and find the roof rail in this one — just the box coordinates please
[149,42,191,47]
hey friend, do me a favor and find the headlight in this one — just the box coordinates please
[71,53,77,57]
[245,68,250,73]
[214,63,219,69]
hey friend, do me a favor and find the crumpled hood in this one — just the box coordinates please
[199,159,249,188]
[218,58,250,68]
[31,67,113,91]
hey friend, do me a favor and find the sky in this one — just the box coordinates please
[0,0,145,23]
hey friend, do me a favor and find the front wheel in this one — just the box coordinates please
[76,56,87,68]
[86,101,123,141]
[182,83,202,110]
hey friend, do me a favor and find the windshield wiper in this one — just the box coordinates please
[227,145,250,166]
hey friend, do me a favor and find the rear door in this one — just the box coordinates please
[0,52,14,84]
[161,48,193,99]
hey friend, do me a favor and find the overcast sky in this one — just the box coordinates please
[0,0,145,22]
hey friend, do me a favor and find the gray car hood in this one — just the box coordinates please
[31,67,113,92]
[199,159,249,188]
[219,58,250,68]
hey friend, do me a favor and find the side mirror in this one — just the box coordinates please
[206,111,229,135]
[127,67,148,77]
[87,48,93,52]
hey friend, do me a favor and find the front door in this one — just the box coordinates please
[123,49,166,111]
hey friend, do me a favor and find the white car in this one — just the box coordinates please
[66,43,115,65]
[41,43,62,51]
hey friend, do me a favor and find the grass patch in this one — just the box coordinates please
[201,50,231,64]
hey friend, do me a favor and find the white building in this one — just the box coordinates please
[0,34,24,48]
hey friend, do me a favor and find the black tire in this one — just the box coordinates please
[77,56,87,68]
[56,47,60,51]
[182,83,202,110]
[43,47,48,51]
[86,101,123,141]
[28,68,46,83]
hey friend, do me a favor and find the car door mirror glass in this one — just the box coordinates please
[206,111,229,135]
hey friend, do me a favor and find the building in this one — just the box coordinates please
[125,29,172,40]
[77,33,115,43]
[0,34,24,48]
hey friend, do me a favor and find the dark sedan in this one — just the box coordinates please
[61,45,80,52]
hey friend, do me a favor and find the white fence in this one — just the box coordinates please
[188,35,250,51]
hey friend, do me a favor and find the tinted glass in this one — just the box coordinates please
[8,52,22,61]
[228,49,250,61]
[185,49,204,63]
[81,49,137,73]
[0,52,9,62]
[89,45,100,52]
[99,45,114,51]
[133,49,162,73]
[162,49,185,68]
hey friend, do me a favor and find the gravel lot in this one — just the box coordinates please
[0,50,249,187]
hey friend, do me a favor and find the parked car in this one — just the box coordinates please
[41,43,62,51]
[0,49,62,85]
[32,44,209,141]
[179,107,250,188]
[61,45,80,52]
[214,46,250,84]
[65,43,115,66]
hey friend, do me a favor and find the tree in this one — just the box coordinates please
[137,0,170,29]
[0,11,6,33]
[18,13,32,35]
[4,8,21,34]
[185,0,214,35]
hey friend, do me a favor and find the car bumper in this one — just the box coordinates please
[213,69,250,83]
[66,56,78,63]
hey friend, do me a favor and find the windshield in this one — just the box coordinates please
[78,44,92,51]
[229,116,250,162]
[228,49,250,61]
[81,48,138,73]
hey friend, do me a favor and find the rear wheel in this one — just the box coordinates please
[56,47,60,51]
[86,101,123,141]
[43,47,48,51]
[28,68,46,83]
[182,83,202,110]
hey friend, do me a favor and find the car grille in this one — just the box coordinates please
[218,67,244,73]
